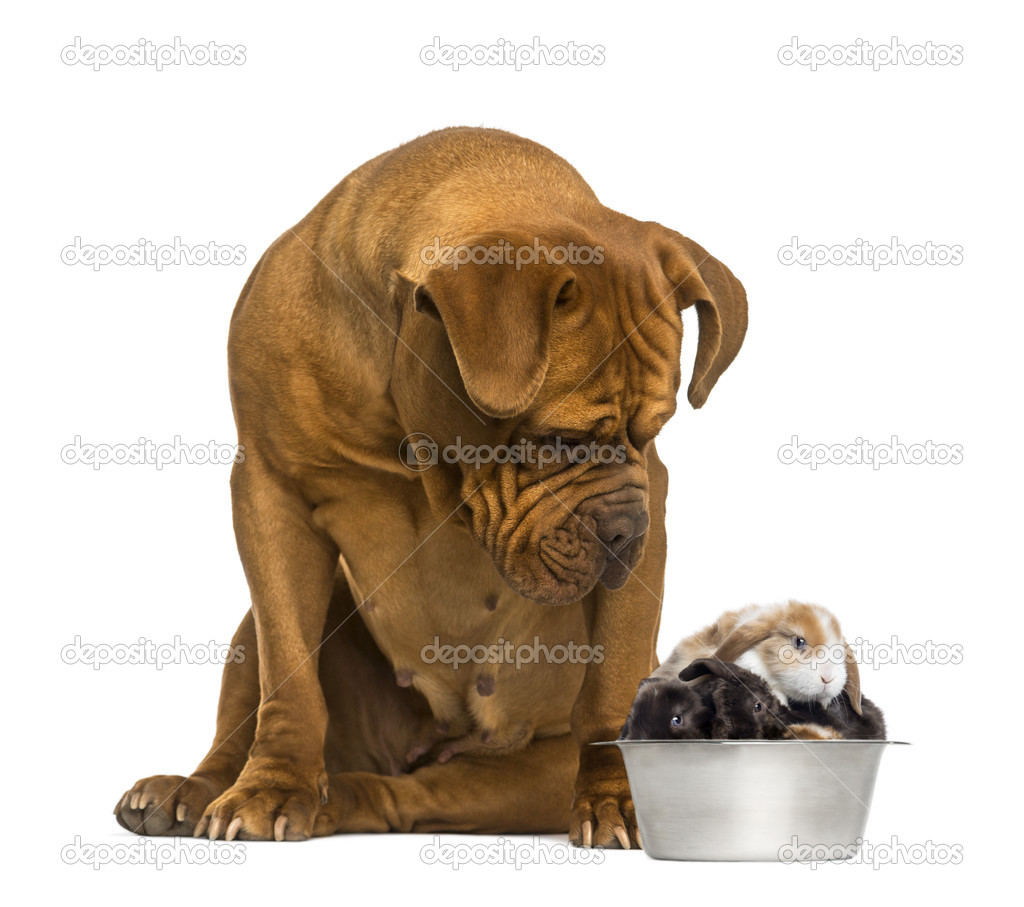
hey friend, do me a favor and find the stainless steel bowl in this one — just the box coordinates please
[595,739,908,861]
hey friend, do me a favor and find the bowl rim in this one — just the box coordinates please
[592,739,910,746]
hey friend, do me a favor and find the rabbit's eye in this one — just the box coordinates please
[671,715,682,726]
[794,637,806,650]
[754,702,763,713]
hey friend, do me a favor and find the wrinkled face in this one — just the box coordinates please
[619,678,709,740]
[457,263,683,605]
[400,223,745,605]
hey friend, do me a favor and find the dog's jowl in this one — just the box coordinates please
[114,127,748,847]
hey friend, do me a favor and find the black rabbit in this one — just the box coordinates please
[780,690,886,740]
[619,657,886,741]
[619,658,790,740]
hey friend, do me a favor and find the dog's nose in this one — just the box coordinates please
[593,507,649,551]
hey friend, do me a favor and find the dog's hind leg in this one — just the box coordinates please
[114,609,261,836]
[312,733,579,837]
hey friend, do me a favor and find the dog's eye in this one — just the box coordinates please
[794,637,806,650]
[753,702,763,713]
[670,715,682,726]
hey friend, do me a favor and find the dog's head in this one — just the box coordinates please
[393,223,747,605]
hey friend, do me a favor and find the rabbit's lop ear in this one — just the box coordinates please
[843,639,863,716]
[680,657,735,682]
[712,619,775,663]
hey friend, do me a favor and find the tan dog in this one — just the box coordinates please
[113,127,747,847]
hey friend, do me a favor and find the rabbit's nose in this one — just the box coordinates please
[820,669,834,683]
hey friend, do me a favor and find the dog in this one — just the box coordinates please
[114,126,747,847]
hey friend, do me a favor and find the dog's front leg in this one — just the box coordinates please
[568,444,668,849]
[195,453,339,842]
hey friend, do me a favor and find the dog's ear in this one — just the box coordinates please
[393,257,576,419]
[843,640,863,716]
[655,229,748,409]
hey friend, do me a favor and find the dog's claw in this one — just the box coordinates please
[193,814,210,838]
[582,820,593,847]
[176,803,188,823]
[614,826,630,850]
[274,816,289,842]
[225,817,243,842]
[208,815,225,840]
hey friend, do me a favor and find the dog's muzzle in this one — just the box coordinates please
[523,490,649,604]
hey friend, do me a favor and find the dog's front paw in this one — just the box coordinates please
[115,774,225,836]
[569,747,639,849]
[194,760,327,842]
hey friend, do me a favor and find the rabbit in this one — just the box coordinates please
[652,601,863,716]
[619,658,805,740]
[617,675,712,740]
[781,690,886,740]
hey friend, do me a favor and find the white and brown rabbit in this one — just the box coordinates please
[652,601,863,715]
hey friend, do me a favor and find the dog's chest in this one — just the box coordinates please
[314,487,588,741]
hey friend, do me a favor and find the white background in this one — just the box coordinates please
[5,0,1019,902]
